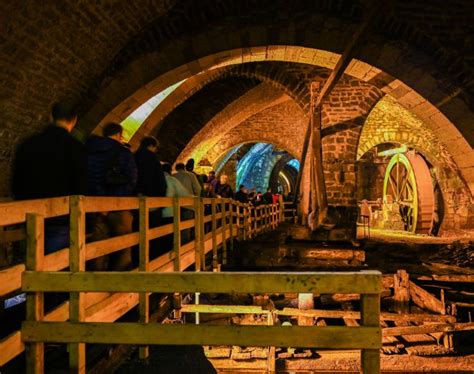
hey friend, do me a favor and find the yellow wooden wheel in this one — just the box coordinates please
[383,152,434,234]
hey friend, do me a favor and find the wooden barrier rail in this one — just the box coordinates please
[0,195,282,369]
[21,271,382,373]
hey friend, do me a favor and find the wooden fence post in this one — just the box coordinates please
[173,197,181,272]
[211,199,218,270]
[25,213,45,374]
[361,292,380,373]
[194,197,203,272]
[221,199,227,266]
[237,204,243,241]
[139,196,150,359]
[69,195,86,373]
[229,201,234,251]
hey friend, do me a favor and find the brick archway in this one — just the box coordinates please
[357,95,473,229]
[79,42,473,194]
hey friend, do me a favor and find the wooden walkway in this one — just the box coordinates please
[0,196,382,373]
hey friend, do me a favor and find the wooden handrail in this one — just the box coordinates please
[0,196,283,369]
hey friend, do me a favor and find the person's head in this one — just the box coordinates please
[103,122,124,142]
[220,174,228,184]
[175,163,185,171]
[140,136,159,153]
[51,101,78,132]
[162,162,172,174]
[200,174,208,183]
[267,187,272,193]
[239,184,246,192]
[186,159,195,172]
[208,170,216,177]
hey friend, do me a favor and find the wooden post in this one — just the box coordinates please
[69,196,86,373]
[229,201,234,251]
[199,199,205,270]
[254,207,258,235]
[244,205,249,240]
[237,204,243,241]
[138,196,150,359]
[194,197,203,272]
[361,293,380,373]
[26,213,45,374]
[211,199,218,270]
[173,197,181,272]
[394,270,410,314]
[221,199,227,266]
[267,312,276,373]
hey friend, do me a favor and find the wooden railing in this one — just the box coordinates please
[21,270,382,373]
[0,195,282,369]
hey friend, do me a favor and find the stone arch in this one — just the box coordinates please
[77,38,473,193]
[357,95,473,230]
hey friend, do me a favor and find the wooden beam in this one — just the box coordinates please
[22,322,381,350]
[293,0,382,207]
[172,197,181,272]
[25,213,45,374]
[361,293,381,373]
[383,322,474,336]
[69,196,86,374]
[138,196,150,359]
[23,271,382,294]
[410,281,445,314]
[277,308,456,324]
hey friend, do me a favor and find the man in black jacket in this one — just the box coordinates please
[135,136,166,197]
[134,136,167,261]
[12,102,87,254]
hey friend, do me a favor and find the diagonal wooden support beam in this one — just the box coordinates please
[293,1,384,215]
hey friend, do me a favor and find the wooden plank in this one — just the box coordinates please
[146,196,173,209]
[0,331,24,366]
[179,219,195,230]
[22,322,381,349]
[181,304,267,314]
[277,308,456,323]
[0,196,69,226]
[178,197,195,207]
[0,228,25,243]
[0,263,25,297]
[83,196,138,213]
[69,196,86,374]
[416,274,474,283]
[221,200,227,265]
[410,281,445,314]
[194,197,203,271]
[138,197,149,359]
[25,213,45,374]
[23,271,382,294]
[149,223,173,239]
[229,200,234,252]
[43,247,69,271]
[394,270,410,313]
[383,322,474,336]
[86,232,139,260]
[211,199,218,269]
[361,293,380,373]
[173,197,181,272]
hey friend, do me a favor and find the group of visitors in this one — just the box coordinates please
[235,185,281,206]
[11,102,217,269]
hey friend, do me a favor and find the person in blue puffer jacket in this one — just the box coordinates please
[86,123,137,271]
[86,123,137,197]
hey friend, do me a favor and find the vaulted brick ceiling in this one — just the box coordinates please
[1,0,474,196]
